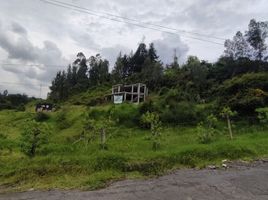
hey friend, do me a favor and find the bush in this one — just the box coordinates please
[218,73,268,115]
[158,87,169,96]
[139,99,157,115]
[34,112,50,122]
[16,104,26,112]
[55,111,71,130]
[0,133,15,153]
[124,159,169,175]
[160,101,198,125]
[140,112,162,150]
[256,107,268,124]
[93,153,127,171]
[110,104,140,126]
[196,123,214,144]
[20,120,51,157]
[0,133,7,140]
[87,108,108,120]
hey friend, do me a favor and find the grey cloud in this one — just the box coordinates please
[0,32,37,61]
[11,22,27,35]
[101,45,131,69]
[153,34,189,65]
[0,22,68,85]
[68,30,100,50]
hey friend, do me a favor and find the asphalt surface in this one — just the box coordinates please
[1,161,268,200]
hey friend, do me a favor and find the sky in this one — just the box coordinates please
[0,0,267,98]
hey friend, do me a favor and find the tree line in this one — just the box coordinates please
[47,18,268,115]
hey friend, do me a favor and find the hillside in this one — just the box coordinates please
[1,18,268,192]
[1,96,268,192]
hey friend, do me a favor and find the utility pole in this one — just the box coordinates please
[39,84,42,99]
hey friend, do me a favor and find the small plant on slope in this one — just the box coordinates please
[78,110,115,150]
[220,107,237,140]
[197,114,218,144]
[20,120,51,157]
[141,112,162,150]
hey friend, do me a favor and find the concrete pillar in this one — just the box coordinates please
[131,85,134,102]
[137,83,140,104]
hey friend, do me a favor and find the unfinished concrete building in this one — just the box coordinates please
[112,83,148,104]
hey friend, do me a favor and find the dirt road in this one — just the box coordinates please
[1,161,268,200]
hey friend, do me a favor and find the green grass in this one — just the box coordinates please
[0,105,268,192]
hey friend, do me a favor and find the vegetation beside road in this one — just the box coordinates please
[0,104,268,192]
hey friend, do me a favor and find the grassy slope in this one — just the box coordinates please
[0,103,268,192]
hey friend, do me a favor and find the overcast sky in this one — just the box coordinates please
[0,0,267,98]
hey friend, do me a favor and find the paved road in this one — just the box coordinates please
[1,161,268,200]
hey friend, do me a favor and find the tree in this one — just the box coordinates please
[148,43,159,62]
[74,52,89,91]
[224,31,251,60]
[245,19,268,61]
[224,19,268,61]
[141,112,162,150]
[49,71,68,101]
[3,90,8,97]
[131,43,148,73]
[89,54,109,86]
[79,111,115,150]
[180,56,209,100]
[20,120,50,157]
[112,52,124,83]
[197,114,218,144]
[218,72,268,114]
[141,57,163,90]
[220,107,237,140]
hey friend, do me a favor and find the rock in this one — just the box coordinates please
[222,163,228,168]
[208,165,217,170]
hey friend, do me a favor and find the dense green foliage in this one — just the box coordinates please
[48,19,268,118]
[0,106,268,192]
[0,91,31,111]
[20,120,50,157]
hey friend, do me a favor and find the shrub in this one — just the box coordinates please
[16,104,26,112]
[34,112,50,122]
[256,107,268,124]
[140,112,162,150]
[220,107,237,140]
[55,111,71,130]
[20,120,51,157]
[0,133,15,153]
[110,104,140,126]
[0,133,7,140]
[158,87,169,96]
[196,114,219,144]
[124,159,168,175]
[196,123,214,144]
[79,111,115,149]
[160,101,198,125]
[87,108,108,120]
[218,73,268,115]
[139,99,156,115]
[93,153,127,171]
